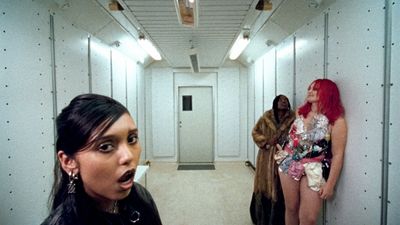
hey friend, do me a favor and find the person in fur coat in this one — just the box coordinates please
[250,95,295,225]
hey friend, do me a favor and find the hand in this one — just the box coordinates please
[270,137,277,145]
[269,134,280,146]
[319,183,334,200]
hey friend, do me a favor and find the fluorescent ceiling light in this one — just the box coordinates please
[138,34,162,61]
[229,32,250,60]
[119,37,146,63]
[174,0,198,27]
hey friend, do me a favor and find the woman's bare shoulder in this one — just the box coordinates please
[333,116,347,128]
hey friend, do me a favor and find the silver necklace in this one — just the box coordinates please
[107,201,118,214]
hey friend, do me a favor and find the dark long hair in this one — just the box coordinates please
[272,95,291,124]
[298,79,344,124]
[48,94,128,219]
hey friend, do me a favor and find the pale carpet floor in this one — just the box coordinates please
[145,162,255,225]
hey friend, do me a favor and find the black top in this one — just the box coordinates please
[41,183,162,225]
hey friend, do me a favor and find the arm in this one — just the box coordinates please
[252,111,278,149]
[320,116,347,199]
[252,116,269,149]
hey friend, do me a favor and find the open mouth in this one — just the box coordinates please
[118,169,135,183]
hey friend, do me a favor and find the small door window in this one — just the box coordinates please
[182,95,192,111]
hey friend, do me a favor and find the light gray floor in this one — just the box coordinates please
[145,162,255,225]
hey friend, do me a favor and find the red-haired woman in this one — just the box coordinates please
[275,79,347,225]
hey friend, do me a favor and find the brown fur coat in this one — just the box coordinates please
[252,109,295,201]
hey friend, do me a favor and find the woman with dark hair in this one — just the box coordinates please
[41,93,162,225]
[275,79,347,225]
[250,95,296,225]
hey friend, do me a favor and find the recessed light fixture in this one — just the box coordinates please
[255,0,272,11]
[174,0,198,27]
[108,0,124,11]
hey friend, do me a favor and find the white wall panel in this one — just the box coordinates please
[111,49,127,106]
[137,65,147,162]
[217,68,240,157]
[239,66,249,162]
[126,59,138,121]
[54,14,89,111]
[0,1,54,224]
[144,68,153,160]
[151,68,175,157]
[253,58,264,164]
[276,36,295,105]
[174,72,217,86]
[326,1,385,224]
[263,49,276,110]
[254,58,264,117]
[252,58,266,166]
[247,64,256,165]
[388,1,400,224]
[294,13,325,107]
[90,37,111,97]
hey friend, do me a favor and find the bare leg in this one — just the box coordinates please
[299,178,323,225]
[279,171,300,225]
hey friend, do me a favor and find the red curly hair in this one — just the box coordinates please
[298,79,345,124]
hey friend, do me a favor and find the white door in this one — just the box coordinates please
[178,86,213,164]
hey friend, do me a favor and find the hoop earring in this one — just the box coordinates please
[68,171,78,194]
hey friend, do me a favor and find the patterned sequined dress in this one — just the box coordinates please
[275,114,331,191]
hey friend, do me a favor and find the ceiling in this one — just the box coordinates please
[53,0,336,69]
[119,0,257,69]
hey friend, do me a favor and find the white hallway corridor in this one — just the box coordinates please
[146,162,255,225]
